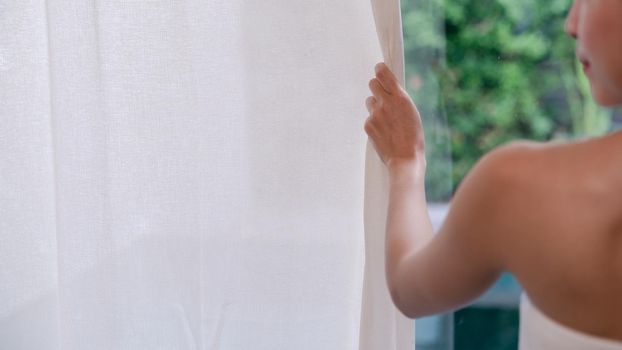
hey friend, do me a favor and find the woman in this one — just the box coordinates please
[364,0,622,348]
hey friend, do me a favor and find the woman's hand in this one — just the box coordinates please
[364,62,426,173]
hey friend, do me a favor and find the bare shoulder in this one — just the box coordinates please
[476,140,550,180]
[464,134,622,254]
[483,134,622,181]
[438,141,541,265]
[448,135,621,241]
[454,140,549,208]
[483,135,622,203]
[444,140,567,267]
[464,139,580,197]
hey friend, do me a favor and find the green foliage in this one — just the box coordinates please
[401,0,613,200]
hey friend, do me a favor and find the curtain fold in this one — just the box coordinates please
[360,1,413,349]
[1,0,410,348]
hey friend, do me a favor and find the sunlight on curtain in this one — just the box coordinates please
[1,0,413,349]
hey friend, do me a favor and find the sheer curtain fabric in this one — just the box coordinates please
[0,0,410,349]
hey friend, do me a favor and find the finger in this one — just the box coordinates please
[369,78,389,99]
[375,62,400,94]
[364,116,376,136]
[363,122,384,163]
[365,96,377,112]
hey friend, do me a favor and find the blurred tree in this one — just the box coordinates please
[401,0,614,200]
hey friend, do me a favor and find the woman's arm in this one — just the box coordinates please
[365,63,506,318]
[387,151,507,317]
[385,160,435,315]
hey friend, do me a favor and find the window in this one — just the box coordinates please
[402,0,621,348]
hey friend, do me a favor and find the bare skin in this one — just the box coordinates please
[364,0,622,341]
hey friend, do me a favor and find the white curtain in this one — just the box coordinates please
[0,0,410,349]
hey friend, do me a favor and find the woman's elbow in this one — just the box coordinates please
[388,280,424,319]
[388,274,441,319]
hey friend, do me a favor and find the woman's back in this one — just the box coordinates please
[520,293,622,349]
[493,132,622,340]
